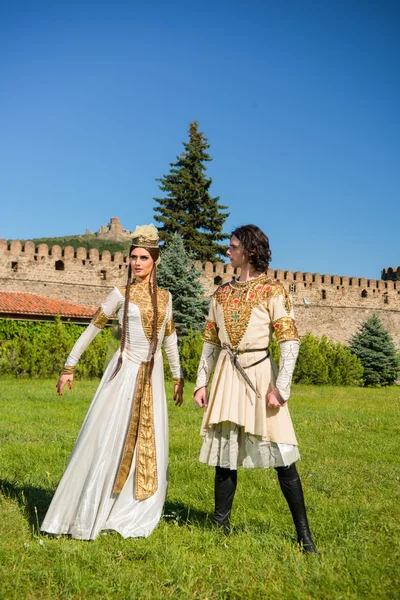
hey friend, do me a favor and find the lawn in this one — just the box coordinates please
[0,380,399,599]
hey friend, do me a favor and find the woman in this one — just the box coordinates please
[41,224,184,540]
[193,224,316,552]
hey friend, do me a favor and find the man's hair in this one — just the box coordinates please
[231,224,272,272]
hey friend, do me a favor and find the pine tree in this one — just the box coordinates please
[157,233,210,337]
[349,314,400,386]
[153,121,229,261]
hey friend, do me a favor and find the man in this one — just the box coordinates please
[193,224,316,553]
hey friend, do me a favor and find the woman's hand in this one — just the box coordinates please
[267,387,284,409]
[56,374,74,396]
[193,386,208,408]
[174,382,184,406]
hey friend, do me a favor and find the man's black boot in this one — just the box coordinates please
[214,466,237,535]
[275,464,317,553]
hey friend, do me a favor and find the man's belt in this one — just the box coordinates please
[222,344,270,398]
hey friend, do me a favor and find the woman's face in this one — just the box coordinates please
[130,247,154,282]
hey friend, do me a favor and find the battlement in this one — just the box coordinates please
[1,239,398,291]
[194,261,399,291]
[0,239,130,264]
[381,267,400,282]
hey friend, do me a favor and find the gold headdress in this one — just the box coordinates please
[131,224,159,249]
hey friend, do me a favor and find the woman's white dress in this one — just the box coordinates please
[41,284,182,540]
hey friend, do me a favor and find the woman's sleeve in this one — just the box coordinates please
[63,287,122,372]
[194,297,222,392]
[268,285,299,401]
[162,294,184,383]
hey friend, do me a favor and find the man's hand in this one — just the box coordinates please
[193,386,208,408]
[267,387,284,409]
[174,382,184,406]
[56,374,73,396]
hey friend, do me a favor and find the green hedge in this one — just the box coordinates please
[270,333,364,385]
[0,318,116,378]
[0,320,363,386]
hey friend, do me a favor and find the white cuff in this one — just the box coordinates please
[276,340,299,402]
[163,331,183,380]
[194,342,221,392]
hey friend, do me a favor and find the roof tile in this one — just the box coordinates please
[0,291,96,318]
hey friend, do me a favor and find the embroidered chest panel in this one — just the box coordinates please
[214,275,291,348]
[119,284,169,342]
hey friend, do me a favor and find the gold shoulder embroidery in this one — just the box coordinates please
[158,288,170,304]
[91,307,109,329]
[118,285,126,296]
[213,281,232,302]
[164,316,176,337]
[265,282,293,314]
[202,319,221,346]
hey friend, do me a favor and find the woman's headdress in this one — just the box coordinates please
[131,224,159,249]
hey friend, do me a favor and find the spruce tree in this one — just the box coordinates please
[153,121,229,261]
[349,314,399,386]
[157,233,210,337]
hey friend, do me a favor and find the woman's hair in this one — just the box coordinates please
[231,224,272,272]
[109,245,160,381]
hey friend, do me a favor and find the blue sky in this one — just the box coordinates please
[1,0,399,279]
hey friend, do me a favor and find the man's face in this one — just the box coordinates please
[226,235,248,269]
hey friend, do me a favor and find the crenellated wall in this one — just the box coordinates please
[0,239,129,306]
[196,261,400,312]
[0,239,399,346]
[382,266,400,282]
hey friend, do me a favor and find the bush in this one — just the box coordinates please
[319,335,364,385]
[293,333,330,385]
[0,318,114,378]
[269,333,363,386]
[180,329,204,382]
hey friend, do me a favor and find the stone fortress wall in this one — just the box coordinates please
[1,236,399,347]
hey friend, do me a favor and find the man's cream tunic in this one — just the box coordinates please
[196,274,300,446]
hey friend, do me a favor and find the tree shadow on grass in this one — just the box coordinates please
[0,479,53,534]
[163,500,213,530]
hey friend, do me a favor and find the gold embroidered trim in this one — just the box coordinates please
[214,274,285,348]
[119,284,169,343]
[173,378,184,386]
[61,365,76,375]
[91,307,109,329]
[202,319,221,346]
[283,291,293,314]
[273,316,299,343]
[113,361,157,500]
[164,316,176,337]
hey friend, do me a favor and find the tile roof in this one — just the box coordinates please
[0,291,96,318]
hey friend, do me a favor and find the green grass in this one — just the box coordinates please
[0,381,399,599]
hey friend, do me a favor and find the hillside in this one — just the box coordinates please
[11,234,131,255]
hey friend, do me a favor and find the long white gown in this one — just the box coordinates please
[41,284,182,540]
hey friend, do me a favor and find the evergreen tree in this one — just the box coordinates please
[349,314,399,386]
[157,233,210,337]
[153,121,229,261]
